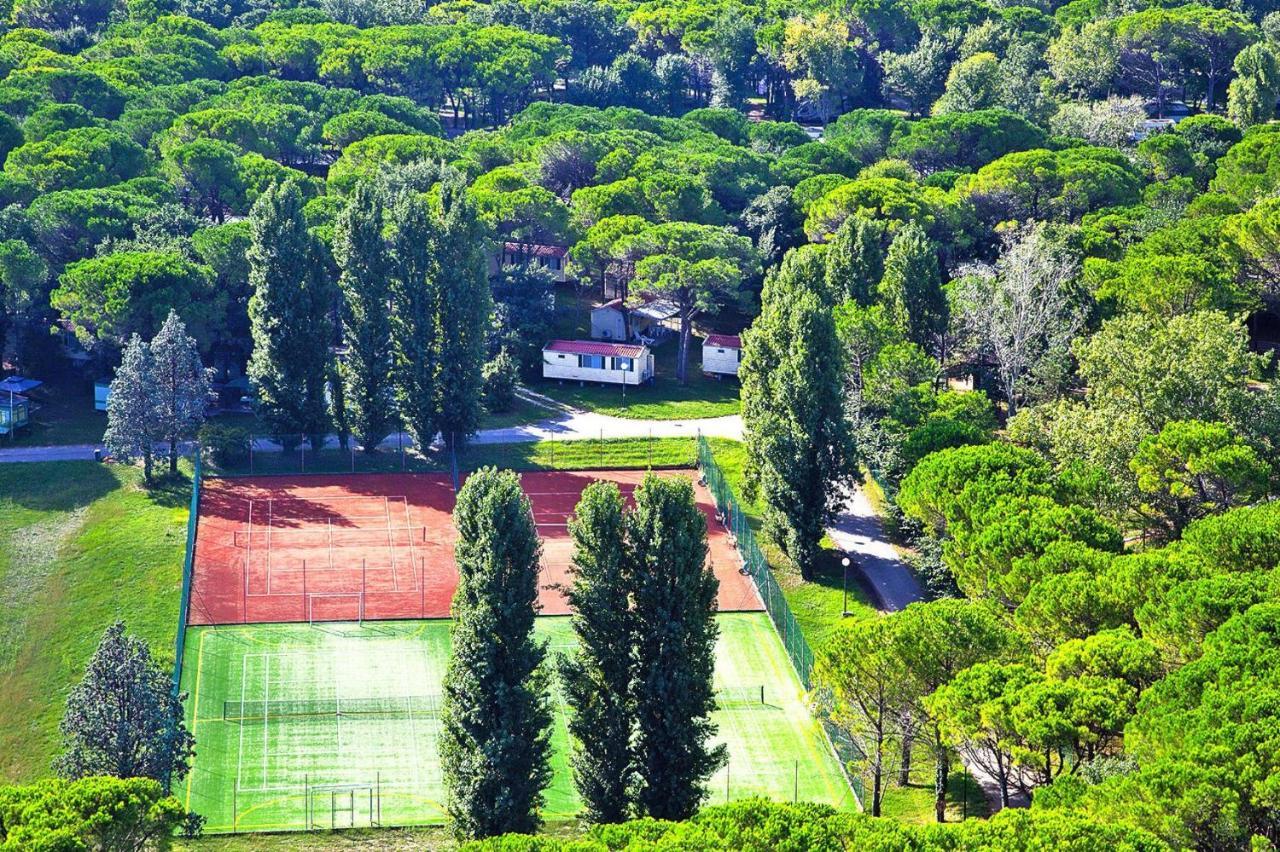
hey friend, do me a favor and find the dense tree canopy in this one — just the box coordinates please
[4,0,1280,845]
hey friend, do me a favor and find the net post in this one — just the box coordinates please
[377,771,381,824]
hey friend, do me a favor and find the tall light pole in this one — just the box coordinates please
[841,556,851,617]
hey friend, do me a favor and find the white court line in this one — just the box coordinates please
[384,496,395,581]
[244,500,253,615]
[402,498,418,592]
[333,650,343,772]
[262,653,271,788]
[236,653,248,794]
[266,498,274,592]
[403,648,422,789]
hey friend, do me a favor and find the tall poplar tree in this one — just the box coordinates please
[742,250,857,580]
[335,180,395,452]
[247,179,333,451]
[880,223,948,357]
[441,467,552,839]
[150,310,209,475]
[559,481,634,823]
[627,474,723,820]
[825,214,885,306]
[434,170,492,450]
[387,190,440,453]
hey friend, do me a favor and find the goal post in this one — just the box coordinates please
[307,592,365,626]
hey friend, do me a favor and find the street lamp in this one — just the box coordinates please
[841,556,852,617]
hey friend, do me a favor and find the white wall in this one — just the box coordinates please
[543,351,653,385]
[702,345,740,376]
[591,309,627,340]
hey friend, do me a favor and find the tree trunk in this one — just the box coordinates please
[677,312,692,385]
[934,736,948,823]
[143,448,153,485]
[169,439,178,474]
[899,734,913,786]
[871,763,883,817]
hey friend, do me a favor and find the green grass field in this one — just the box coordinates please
[180,612,854,834]
[0,461,188,781]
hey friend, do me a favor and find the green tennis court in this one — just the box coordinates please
[179,612,855,833]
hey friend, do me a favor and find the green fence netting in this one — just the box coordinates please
[697,436,866,809]
[172,450,201,696]
[696,436,814,687]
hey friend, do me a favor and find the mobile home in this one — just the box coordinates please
[490,242,570,283]
[702,334,742,377]
[543,340,654,386]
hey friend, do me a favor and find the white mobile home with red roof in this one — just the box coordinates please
[542,339,654,386]
[702,334,742,377]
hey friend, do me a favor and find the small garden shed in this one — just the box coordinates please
[702,334,742,377]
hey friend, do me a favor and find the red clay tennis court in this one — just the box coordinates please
[188,470,760,626]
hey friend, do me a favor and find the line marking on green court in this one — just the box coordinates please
[185,627,207,812]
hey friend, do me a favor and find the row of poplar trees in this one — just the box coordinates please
[440,467,722,839]
[740,214,946,580]
[245,168,491,453]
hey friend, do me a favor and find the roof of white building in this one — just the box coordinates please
[704,334,741,349]
[544,339,648,358]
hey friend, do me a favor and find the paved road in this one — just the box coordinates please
[827,482,1026,813]
[0,403,744,464]
[826,487,924,611]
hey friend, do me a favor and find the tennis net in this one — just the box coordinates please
[223,694,444,723]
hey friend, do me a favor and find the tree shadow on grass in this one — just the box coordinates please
[0,461,119,513]
[143,469,193,509]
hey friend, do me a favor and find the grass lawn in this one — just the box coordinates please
[879,746,989,824]
[477,395,550,430]
[535,289,741,421]
[457,436,697,472]
[179,612,852,834]
[177,826,458,851]
[0,461,188,781]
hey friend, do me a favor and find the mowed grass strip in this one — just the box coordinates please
[0,461,188,781]
[180,612,852,834]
